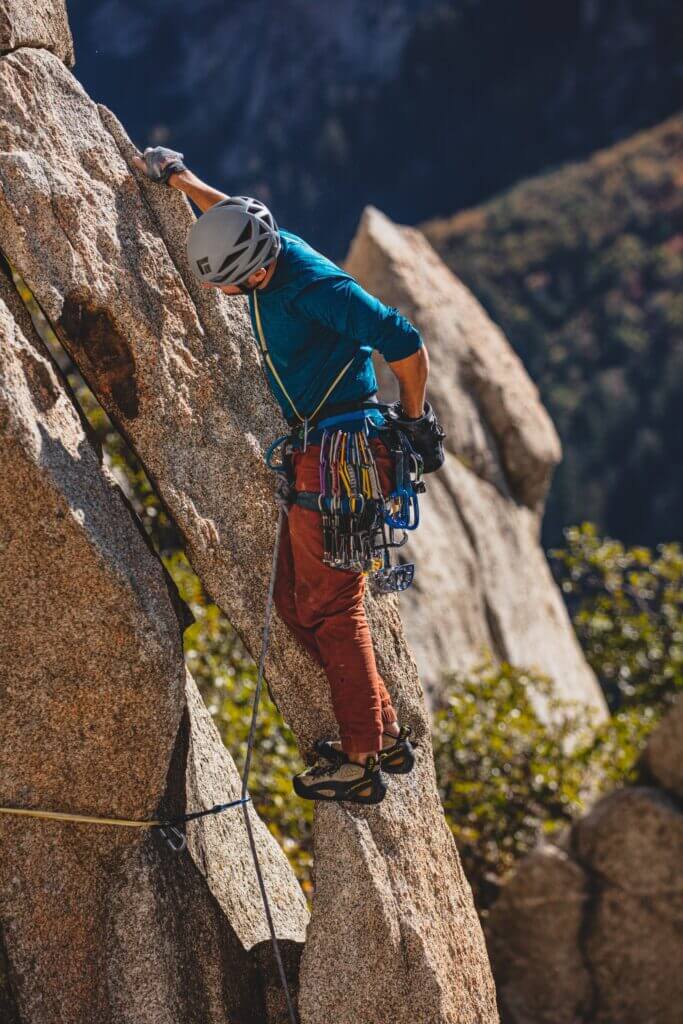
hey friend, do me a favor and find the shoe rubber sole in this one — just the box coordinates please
[292,774,387,805]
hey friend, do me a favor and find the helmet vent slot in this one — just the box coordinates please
[217,249,242,273]
[251,238,269,261]
[235,222,253,246]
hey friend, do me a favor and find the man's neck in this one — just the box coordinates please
[258,259,278,290]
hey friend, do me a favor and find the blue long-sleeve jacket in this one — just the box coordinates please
[247,228,422,423]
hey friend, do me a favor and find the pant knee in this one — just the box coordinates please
[297,572,364,627]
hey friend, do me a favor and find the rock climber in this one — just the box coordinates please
[133,146,444,806]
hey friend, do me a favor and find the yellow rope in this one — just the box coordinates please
[0,806,163,828]
[253,290,355,423]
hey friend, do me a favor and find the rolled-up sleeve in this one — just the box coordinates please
[293,275,423,362]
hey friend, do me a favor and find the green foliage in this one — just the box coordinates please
[551,523,683,711]
[432,658,660,911]
[433,661,591,909]
[423,115,683,547]
[434,524,682,910]
[167,549,315,897]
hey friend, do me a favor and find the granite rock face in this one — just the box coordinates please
[485,846,592,1024]
[642,693,683,800]
[0,271,307,1022]
[487,786,683,1023]
[0,36,498,1024]
[345,206,606,717]
[0,0,73,65]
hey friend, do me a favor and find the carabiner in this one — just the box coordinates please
[264,435,291,473]
[157,824,187,854]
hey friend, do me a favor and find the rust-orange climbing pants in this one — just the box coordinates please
[273,437,398,755]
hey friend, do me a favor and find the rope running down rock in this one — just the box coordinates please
[0,508,298,1023]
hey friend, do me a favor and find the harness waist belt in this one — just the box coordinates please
[285,393,380,429]
[293,490,322,512]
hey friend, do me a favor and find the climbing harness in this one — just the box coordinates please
[253,288,356,437]
[255,289,426,593]
[266,407,425,593]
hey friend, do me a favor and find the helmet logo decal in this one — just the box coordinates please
[197,256,212,275]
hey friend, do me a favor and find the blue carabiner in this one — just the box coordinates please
[383,489,420,530]
[264,434,291,474]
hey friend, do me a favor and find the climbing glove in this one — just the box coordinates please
[388,400,446,473]
[139,145,187,185]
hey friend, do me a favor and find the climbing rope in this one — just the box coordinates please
[238,507,299,1024]
[0,508,297,1022]
[0,798,250,854]
[0,799,249,830]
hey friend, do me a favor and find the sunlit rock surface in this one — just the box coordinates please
[0,30,498,1024]
[0,0,73,65]
[487,785,683,1023]
[0,271,307,1023]
[346,206,606,720]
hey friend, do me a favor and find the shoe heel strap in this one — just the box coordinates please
[382,725,411,740]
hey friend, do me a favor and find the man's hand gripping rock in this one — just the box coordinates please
[132,145,187,185]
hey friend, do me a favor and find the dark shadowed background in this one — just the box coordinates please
[67,0,683,546]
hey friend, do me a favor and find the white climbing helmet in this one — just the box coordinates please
[186,196,281,286]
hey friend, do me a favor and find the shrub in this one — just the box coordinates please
[431,658,660,912]
[551,522,683,710]
[432,524,682,911]
[169,549,315,897]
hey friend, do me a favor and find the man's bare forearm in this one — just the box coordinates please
[168,168,229,212]
[387,345,429,418]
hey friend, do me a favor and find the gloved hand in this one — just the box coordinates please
[388,400,446,473]
[273,473,293,516]
[135,145,187,185]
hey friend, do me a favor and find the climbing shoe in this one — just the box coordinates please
[379,725,416,775]
[315,725,416,776]
[293,750,387,805]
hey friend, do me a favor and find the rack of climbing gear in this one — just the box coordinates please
[266,405,425,594]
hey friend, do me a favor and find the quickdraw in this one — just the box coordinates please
[267,407,425,593]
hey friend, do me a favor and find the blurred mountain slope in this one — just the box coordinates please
[423,113,683,546]
[68,0,682,255]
